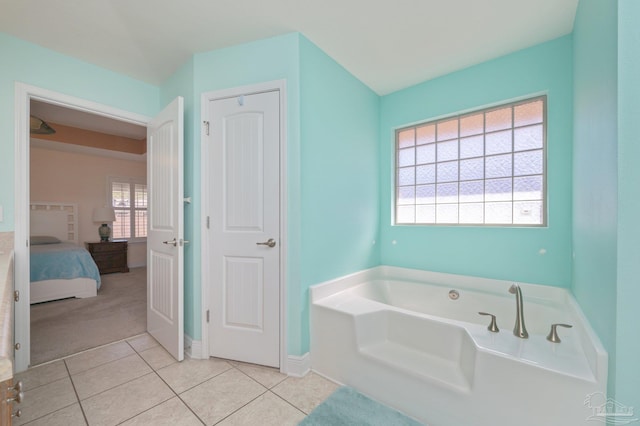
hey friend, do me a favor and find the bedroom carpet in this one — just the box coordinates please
[30,267,147,365]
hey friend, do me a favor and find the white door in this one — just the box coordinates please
[208,90,280,367]
[147,97,184,361]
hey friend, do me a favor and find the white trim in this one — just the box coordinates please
[14,82,151,372]
[184,334,204,359]
[200,80,288,373]
[286,353,311,377]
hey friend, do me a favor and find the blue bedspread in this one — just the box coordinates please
[30,243,101,288]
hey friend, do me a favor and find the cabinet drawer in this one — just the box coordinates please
[87,242,126,253]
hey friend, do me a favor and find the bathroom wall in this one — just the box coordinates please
[161,33,381,356]
[379,36,574,287]
[615,0,640,411]
[162,33,303,348]
[298,36,380,353]
[0,32,160,233]
[571,0,618,396]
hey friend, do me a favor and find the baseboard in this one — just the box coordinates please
[128,262,147,268]
[287,353,310,377]
[184,335,204,359]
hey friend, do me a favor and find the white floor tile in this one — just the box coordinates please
[139,345,178,371]
[81,373,174,426]
[156,357,232,394]
[127,333,159,353]
[180,368,266,425]
[14,360,68,390]
[20,403,87,426]
[65,341,135,375]
[14,377,77,425]
[217,391,305,426]
[272,372,338,414]
[233,361,287,389]
[120,397,203,426]
[71,353,152,400]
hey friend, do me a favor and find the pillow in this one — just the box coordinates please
[30,235,61,245]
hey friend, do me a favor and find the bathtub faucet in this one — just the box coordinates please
[508,284,529,339]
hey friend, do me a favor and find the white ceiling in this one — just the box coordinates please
[1,0,578,96]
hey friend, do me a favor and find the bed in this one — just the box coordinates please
[30,202,101,304]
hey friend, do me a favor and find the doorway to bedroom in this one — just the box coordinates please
[28,99,148,365]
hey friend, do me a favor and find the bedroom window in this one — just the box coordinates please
[395,96,546,226]
[109,177,147,240]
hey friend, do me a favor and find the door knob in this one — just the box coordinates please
[256,238,276,248]
[162,238,177,246]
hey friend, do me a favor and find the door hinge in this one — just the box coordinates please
[203,120,210,136]
[14,290,19,302]
[206,309,210,323]
[206,216,210,229]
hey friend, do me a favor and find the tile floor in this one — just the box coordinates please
[14,334,339,426]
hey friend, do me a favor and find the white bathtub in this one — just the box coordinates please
[310,266,607,426]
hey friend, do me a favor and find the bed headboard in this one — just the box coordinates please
[30,202,79,244]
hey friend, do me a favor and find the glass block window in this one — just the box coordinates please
[395,96,546,226]
[110,177,147,239]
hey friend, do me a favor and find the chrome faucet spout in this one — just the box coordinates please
[509,284,529,339]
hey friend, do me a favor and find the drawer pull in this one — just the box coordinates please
[7,391,24,404]
[8,380,22,393]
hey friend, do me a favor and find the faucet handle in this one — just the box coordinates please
[547,323,573,343]
[478,312,499,332]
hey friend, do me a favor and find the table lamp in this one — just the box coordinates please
[93,206,116,242]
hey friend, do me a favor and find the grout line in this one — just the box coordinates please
[84,372,173,426]
[32,334,146,371]
[232,361,287,389]
[13,376,83,426]
[270,388,309,416]
[112,380,175,426]
[73,365,154,404]
[211,384,270,425]
[64,361,90,426]
[152,367,206,425]
[70,351,147,382]
[164,362,234,395]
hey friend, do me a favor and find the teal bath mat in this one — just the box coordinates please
[299,386,423,425]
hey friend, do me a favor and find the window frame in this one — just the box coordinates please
[393,95,548,227]
[107,176,148,242]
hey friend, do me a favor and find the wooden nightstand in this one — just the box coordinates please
[85,241,129,274]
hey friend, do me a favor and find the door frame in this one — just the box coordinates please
[13,82,151,372]
[200,80,288,372]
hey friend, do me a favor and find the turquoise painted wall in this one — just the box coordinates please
[298,37,380,353]
[159,58,197,341]
[571,0,618,396]
[185,34,303,347]
[168,33,380,355]
[379,36,574,287]
[0,32,160,232]
[616,0,640,411]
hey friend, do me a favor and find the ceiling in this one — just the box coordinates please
[1,0,578,96]
[30,100,146,139]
